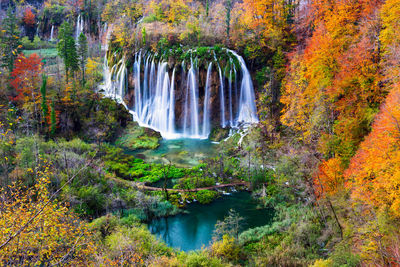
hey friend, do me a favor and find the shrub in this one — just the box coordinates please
[196,190,218,204]
[211,235,241,262]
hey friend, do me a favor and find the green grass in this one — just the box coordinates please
[22,48,58,59]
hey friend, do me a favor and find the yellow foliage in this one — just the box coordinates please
[210,234,240,261]
[310,259,333,267]
[0,164,97,265]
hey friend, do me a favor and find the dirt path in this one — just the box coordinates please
[136,181,249,192]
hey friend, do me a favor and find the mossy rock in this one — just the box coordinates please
[115,122,161,150]
[209,126,230,142]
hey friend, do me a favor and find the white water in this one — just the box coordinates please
[202,62,212,137]
[75,14,84,40]
[50,25,54,41]
[100,48,258,139]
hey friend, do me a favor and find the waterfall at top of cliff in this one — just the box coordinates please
[75,15,84,40]
[50,25,54,41]
[99,48,258,139]
[227,49,259,124]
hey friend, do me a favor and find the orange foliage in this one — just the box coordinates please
[11,53,43,104]
[314,158,344,198]
[23,8,35,27]
[281,0,387,199]
[345,83,400,218]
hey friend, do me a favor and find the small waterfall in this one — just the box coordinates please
[100,48,258,140]
[185,61,200,137]
[75,14,84,40]
[50,25,54,41]
[228,50,259,124]
[202,62,212,137]
[228,59,233,127]
[217,63,226,127]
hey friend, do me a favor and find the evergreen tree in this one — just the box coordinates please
[225,0,232,41]
[40,75,48,130]
[77,32,88,85]
[57,21,79,82]
[50,100,56,137]
[142,27,146,46]
[40,75,48,120]
[0,8,22,74]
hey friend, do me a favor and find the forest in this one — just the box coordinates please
[0,0,399,266]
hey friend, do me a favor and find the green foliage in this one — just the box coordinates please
[50,100,56,137]
[196,190,218,204]
[0,8,22,74]
[77,33,88,85]
[40,75,48,129]
[225,0,232,40]
[76,185,106,216]
[21,36,56,50]
[115,122,160,150]
[22,48,58,58]
[211,235,241,262]
[42,5,67,25]
[103,145,185,183]
[57,21,78,81]
[142,27,147,46]
[214,209,244,240]
[177,250,227,267]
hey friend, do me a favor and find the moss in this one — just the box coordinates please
[115,122,161,150]
[209,126,230,142]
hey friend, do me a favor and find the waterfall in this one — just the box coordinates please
[75,14,84,40]
[202,62,212,137]
[228,60,234,127]
[228,50,259,124]
[185,62,200,137]
[217,64,226,128]
[99,48,258,140]
[50,25,54,41]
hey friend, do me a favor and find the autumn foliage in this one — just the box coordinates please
[345,83,400,218]
[11,53,43,103]
[0,164,96,265]
[22,8,36,27]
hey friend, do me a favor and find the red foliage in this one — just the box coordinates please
[11,53,43,103]
[23,8,36,27]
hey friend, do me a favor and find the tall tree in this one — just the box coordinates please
[22,7,36,41]
[57,21,78,82]
[77,32,88,85]
[40,75,48,130]
[0,8,22,74]
[50,100,57,137]
[225,0,232,41]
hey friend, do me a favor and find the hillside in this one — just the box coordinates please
[0,0,399,266]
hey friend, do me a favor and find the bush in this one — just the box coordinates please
[196,190,218,204]
[21,36,56,50]
[211,235,241,262]
[177,251,227,267]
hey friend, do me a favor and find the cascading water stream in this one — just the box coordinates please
[50,25,54,41]
[227,49,259,124]
[75,14,84,40]
[99,48,258,139]
[202,62,212,137]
